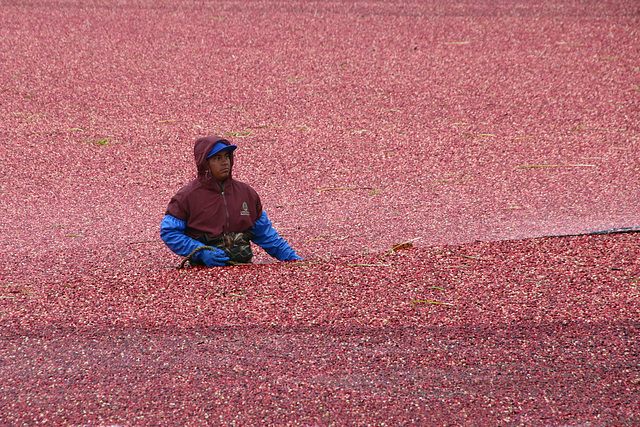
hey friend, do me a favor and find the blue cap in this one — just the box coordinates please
[206,141,237,158]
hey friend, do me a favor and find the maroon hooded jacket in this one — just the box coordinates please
[165,136,263,240]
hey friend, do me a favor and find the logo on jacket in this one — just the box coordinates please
[240,202,250,216]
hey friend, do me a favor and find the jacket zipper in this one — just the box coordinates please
[221,182,230,233]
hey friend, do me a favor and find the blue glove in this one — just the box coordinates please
[160,215,230,266]
[250,211,303,261]
[196,247,230,267]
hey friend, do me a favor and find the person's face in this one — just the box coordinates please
[208,150,232,181]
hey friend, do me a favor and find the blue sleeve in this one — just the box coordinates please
[250,211,302,261]
[160,214,206,258]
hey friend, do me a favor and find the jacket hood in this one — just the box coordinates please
[194,135,234,177]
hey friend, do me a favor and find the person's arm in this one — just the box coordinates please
[160,214,229,266]
[250,211,302,261]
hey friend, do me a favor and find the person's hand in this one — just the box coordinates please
[199,247,230,267]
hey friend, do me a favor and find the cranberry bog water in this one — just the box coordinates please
[1,0,639,425]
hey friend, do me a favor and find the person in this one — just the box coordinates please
[160,135,302,266]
